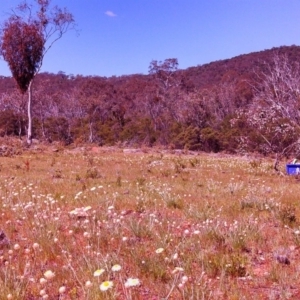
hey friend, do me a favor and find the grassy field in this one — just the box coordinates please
[1,146,300,299]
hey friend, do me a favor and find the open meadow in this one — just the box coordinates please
[1,145,300,299]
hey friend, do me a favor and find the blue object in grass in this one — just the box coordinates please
[286,164,300,175]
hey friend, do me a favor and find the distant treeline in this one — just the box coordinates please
[1,45,300,156]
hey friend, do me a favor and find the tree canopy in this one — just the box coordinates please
[0,17,44,93]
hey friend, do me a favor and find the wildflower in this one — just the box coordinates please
[7,294,13,300]
[83,232,91,238]
[85,281,93,288]
[13,244,20,250]
[111,264,122,272]
[172,267,184,274]
[58,286,66,294]
[94,269,105,277]
[44,270,55,280]
[155,248,164,254]
[90,187,96,191]
[39,278,47,285]
[124,278,140,288]
[181,275,188,283]
[172,253,178,260]
[178,283,184,289]
[100,280,114,291]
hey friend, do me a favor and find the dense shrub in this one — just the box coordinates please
[172,125,202,150]
[0,110,25,137]
[43,117,72,144]
[201,127,221,152]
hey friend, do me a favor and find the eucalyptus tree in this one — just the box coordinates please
[149,58,179,91]
[0,0,75,144]
[148,58,182,142]
[235,54,300,170]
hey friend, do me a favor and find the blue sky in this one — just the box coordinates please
[1,0,300,77]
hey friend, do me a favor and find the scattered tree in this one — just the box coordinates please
[0,0,75,144]
[235,54,300,170]
[149,58,179,90]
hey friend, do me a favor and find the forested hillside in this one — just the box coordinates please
[1,45,300,156]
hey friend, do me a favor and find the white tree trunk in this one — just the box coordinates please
[27,80,33,145]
